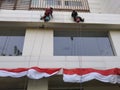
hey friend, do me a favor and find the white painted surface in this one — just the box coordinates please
[23,29,53,56]
[0,56,120,69]
[110,31,120,56]
[88,0,120,14]
[0,29,120,69]
[0,10,120,70]
[0,2,120,89]
[0,10,120,24]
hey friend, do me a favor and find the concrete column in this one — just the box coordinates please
[109,31,120,56]
[22,28,53,57]
[27,79,48,90]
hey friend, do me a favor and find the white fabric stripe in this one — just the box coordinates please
[27,69,59,79]
[63,72,120,84]
[0,70,27,78]
[0,69,59,79]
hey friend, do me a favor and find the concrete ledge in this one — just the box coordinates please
[0,56,120,69]
[0,10,120,30]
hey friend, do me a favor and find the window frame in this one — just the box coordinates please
[54,30,114,56]
[0,30,25,56]
[0,0,90,12]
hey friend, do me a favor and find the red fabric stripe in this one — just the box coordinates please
[63,68,120,76]
[0,67,60,74]
[0,67,120,76]
[0,68,29,73]
[30,67,61,74]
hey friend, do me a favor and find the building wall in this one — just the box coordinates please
[23,29,53,56]
[20,29,120,69]
[110,31,120,56]
[0,29,120,69]
[0,1,120,89]
[0,9,120,69]
[88,0,120,14]
[24,29,120,90]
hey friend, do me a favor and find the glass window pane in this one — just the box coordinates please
[45,0,61,6]
[0,30,25,56]
[4,0,15,3]
[54,31,114,56]
[54,37,73,56]
[30,0,89,12]
[64,1,82,6]
[0,0,15,10]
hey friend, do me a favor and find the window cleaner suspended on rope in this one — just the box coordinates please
[71,10,84,23]
[40,7,53,22]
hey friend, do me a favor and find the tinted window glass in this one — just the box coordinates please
[64,1,82,6]
[54,31,114,56]
[0,30,25,56]
[45,0,61,6]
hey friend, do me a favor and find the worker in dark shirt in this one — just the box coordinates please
[71,10,84,23]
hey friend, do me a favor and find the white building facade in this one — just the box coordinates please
[0,0,120,90]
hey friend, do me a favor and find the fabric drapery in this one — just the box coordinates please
[63,68,120,84]
[0,67,60,79]
[0,67,120,84]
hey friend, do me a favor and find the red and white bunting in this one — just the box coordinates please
[27,67,61,79]
[0,67,60,79]
[0,68,29,78]
[63,68,120,84]
[0,67,120,84]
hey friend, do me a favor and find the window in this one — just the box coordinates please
[64,1,82,7]
[0,0,31,10]
[30,0,89,12]
[31,0,61,8]
[4,0,15,3]
[45,0,61,6]
[0,0,89,11]
[0,0,15,10]
[54,31,114,56]
[31,0,39,7]
[0,30,25,56]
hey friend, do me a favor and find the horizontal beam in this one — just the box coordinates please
[0,10,120,30]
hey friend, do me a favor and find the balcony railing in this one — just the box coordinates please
[0,0,90,12]
[0,0,31,10]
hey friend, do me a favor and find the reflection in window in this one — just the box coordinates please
[4,0,15,3]
[30,0,89,12]
[64,1,82,6]
[0,30,25,56]
[31,0,39,7]
[45,0,61,6]
[0,0,15,10]
[54,31,114,56]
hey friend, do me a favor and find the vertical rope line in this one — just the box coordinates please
[38,29,46,66]
[25,29,38,90]
[71,30,74,56]
[24,77,28,90]
[28,30,37,67]
[1,35,9,56]
[96,35,102,55]
[3,37,9,56]
[78,23,84,90]
[27,3,38,67]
